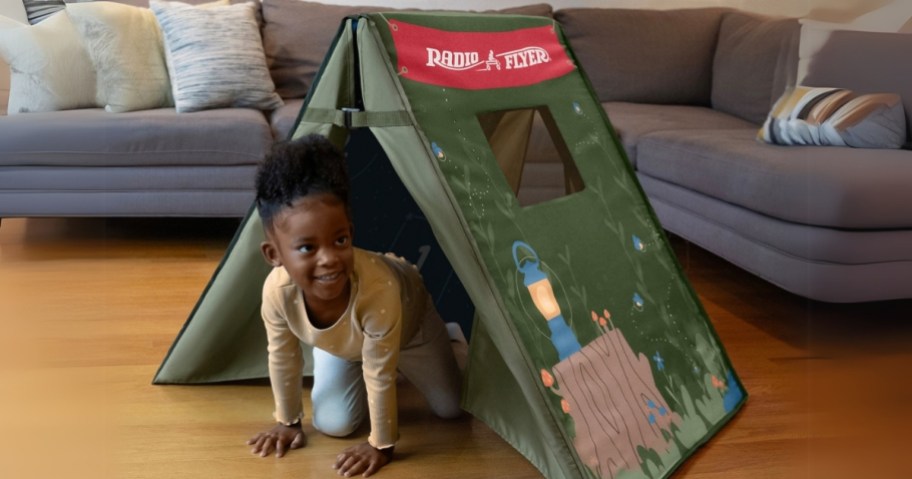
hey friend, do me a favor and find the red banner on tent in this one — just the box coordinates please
[388,20,576,90]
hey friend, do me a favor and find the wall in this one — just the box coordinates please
[312,0,910,22]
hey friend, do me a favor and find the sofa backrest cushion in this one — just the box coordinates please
[555,7,727,106]
[262,0,553,100]
[711,11,799,125]
[262,0,378,100]
[802,29,912,148]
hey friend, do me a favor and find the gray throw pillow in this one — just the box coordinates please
[150,0,283,113]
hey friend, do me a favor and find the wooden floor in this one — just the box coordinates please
[1,217,910,479]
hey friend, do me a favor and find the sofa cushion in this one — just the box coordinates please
[711,11,799,125]
[603,102,755,165]
[0,107,272,167]
[262,0,553,100]
[802,29,912,149]
[555,7,727,105]
[635,128,912,229]
[758,86,906,149]
[67,1,172,113]
[0,11,97,114]
[151,0,282,113]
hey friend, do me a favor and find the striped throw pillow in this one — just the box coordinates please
[759,86,907,149]
[150,0,283,113]
[22,0,65,24]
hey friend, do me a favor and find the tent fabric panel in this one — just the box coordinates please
[358,17,586,478]
[153,212,286,383]
[152,19,365,384]
[367,12,746,478]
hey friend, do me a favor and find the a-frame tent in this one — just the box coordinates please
[154,12,746,479]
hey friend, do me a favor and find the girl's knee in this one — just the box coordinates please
[312,411,362,437]
[432,399,463,420]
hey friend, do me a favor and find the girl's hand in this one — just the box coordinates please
[333,442,392,477]
[247,424,306,458]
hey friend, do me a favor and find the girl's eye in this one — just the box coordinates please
[336,236,350,247]
[297,244,313,254]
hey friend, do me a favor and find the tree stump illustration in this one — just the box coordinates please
[551,323,681,478]
[514,240,681,478]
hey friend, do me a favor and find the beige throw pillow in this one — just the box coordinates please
[67,1,171,113]
[0,12,96,114]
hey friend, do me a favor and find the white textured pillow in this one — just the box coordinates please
[150,0,283,113]
[67,2,171,113]
[0,13,96,114]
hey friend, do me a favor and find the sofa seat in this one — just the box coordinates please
[603,102,756,164]
[635,129,912,229]
[0,107,273,217]
[632,125,912,302]
[0,107,272,167]
[639,174,912,302]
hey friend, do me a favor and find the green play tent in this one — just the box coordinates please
[154,12,746,479]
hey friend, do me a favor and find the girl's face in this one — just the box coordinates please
[262,193,354,320]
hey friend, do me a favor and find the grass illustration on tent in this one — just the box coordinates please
[511,238,742,479]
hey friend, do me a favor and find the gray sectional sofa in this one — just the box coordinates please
[549,7,912,303]
[1,2,910,303]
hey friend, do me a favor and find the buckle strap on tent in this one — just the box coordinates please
[301,108,412,128]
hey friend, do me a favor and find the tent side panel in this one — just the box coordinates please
[358,17,584,478]
[153,211,275,383]
[153,21,360,384]
[367,12,746,479]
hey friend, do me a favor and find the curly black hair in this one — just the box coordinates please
[255,134,350,229]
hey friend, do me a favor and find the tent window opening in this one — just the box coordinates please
[477,106,585,207]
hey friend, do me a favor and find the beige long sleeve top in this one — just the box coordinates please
[261,248,429,448]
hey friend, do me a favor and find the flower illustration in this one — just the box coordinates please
[711,375,726,390]
[540,369,554,388]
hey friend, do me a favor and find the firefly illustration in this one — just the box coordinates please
[431,142,446,161]
[633,292,645,311]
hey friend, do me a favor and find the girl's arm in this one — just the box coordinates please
[247,289,307,457]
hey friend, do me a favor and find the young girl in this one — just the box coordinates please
[246,135,463,477]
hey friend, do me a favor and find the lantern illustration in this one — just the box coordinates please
[512,240,581,361]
